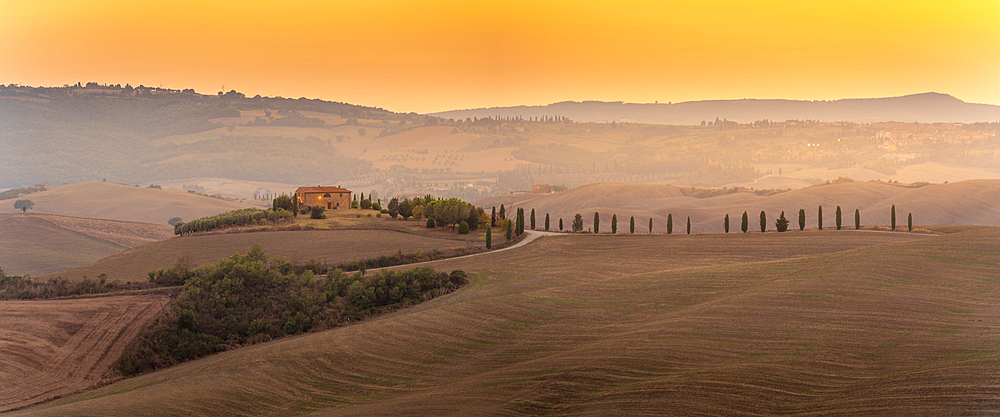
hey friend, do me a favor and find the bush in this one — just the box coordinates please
[458,221,470,234]
[167,217,183,226]
[426,218,435,228]
[310,206,326,219]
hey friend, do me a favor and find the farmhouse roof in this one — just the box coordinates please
[297,185,352,193]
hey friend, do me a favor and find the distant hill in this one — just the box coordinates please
[0,181,262,224]
[430,93,1000,124]
[474,179,1000,233]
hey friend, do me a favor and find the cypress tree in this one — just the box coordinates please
[530,208,536,230]
[486,226,492,249]
[741,211,748,233]
[559,218,564,231]
[686,217,691,234]
[499,204,506,220]
[776,211,789,232]
[908,213,912,232]
[798,209,805,231]
[648,218,653,233]
[517,208,525,236]
[836,206,842,230]
[759,210,767,232]
[491,206,497,227]
[855,208,860,230]
[545,213,550,231]
[630,216,635,233]
[594,212,600,233]
[506,220,512,241]
[891,205,896,231]
[667,214,673,234]
[611,214,618,233]
[724,214,730,233]
[818,206,823,230]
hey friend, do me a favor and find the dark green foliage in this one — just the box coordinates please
[630,216,635,233]
[836,206,842,230]
[0,274,154,300]
[855,209,861,230]
[0,185,45,201]
[167,217,183,226]
[776,211,789,232]
[611,214,618,234]
[799,209,806,231]
[648,217,653,233]
[458,221,470,234]
[545,213,550,231]
[891,205,897,231]
[272,194,294,212]
[594,212,600,233]
[741,211,748,233]
[486,226,492,249]
[388,197,400,218]
[686,217,691,234]
[667,214,673,234]
[148,257,197,286]
[118,245,467,376]
[491,206,497,227]
[426,218,435,228]
[360,199,372,209]
[908,213,913,232]
[398,198,413,219]
[516,208,525,236]
[174,207,290,235]
[310,206,326,219]
[506,220,513,240]
[13,199,33,212]
[759,211,767,233]
[499,204,506,220]
[560,217,564,231]
[818,206,823,230]
[724,214,730,233]
[572,213,583,232]
[530,208,536,230]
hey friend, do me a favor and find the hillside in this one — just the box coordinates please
[0,294,169,412]
[16,228,1000,415]
[0,213,173,276]
[0,181,263,224]
[431,93,1000,124]
[475,179,1000,233]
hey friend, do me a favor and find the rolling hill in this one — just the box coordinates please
[475,179,1000,233]
[0,181,264,224]
[0,213,173,276]
[431,92,1000,124]
[14,227,1000,415]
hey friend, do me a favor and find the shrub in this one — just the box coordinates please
[458,221,470,234]
[426,218,435,228]
[168,217,183,226]
[311,206,326,219]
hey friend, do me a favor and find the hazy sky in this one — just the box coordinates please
[3,0,998,113]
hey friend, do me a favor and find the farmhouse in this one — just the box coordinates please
[295,185,352,210]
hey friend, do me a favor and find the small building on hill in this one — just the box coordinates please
[295,185,352,210]
[532,184,552,194]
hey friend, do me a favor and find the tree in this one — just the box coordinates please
[798,209,806,231]
[559,218,564,231]
[412,205,425,220]
[545,213,550,231]
[273,195,294,213]
[630,216,635,233]
[594,212,600,233]
[611,214,618,234]
[855,209,860,230]
[491,206,497,227]
[741,211,748,233]
[13,199,33,212]
[499,204,506,220]
[516,208,525,236]
[398,198,413,219]
[724,214,730,233]
[759,211,767,232]
[458,221,470,234]
[486,226,492,249]
[388,197,400,219]
[573,213,584,232]
[818,206,823,230]
[908,213,912,232]
[776,211,789,232]
[648,218,653,233]
[667,214,673,234]
[686,216,691,234]
[530,209,536,230]
[426,218,435,228]
[168,217,183,226]
[310,206,326,219]
[891,205,897,231]
[506,220,512,240]
[836,206,842,230]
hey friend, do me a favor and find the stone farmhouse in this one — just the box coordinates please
[295,185,352,210]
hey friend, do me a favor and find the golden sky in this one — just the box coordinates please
[2,0,998,113]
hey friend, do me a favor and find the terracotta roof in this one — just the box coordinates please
[296,186,351,193]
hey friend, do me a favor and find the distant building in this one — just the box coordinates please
[295,185,351,210]
[532,184,552,193]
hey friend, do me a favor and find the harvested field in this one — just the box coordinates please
[18,228,1000,415]
[0,294,170,412]
[43,229,483,282]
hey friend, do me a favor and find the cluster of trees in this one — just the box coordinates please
[120,245,468,376]
[173,208,293,235]
[351,192,383,211]
[0,184,45,200]
[0,269,155,300]
[388,195,486,233]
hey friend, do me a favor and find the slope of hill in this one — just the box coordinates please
[0,214,173,276]
[475,179,1000,233]
[0,181,263,224]
[431,93,1000,124]
[0,294,169,412]
[16,228,1000,415]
